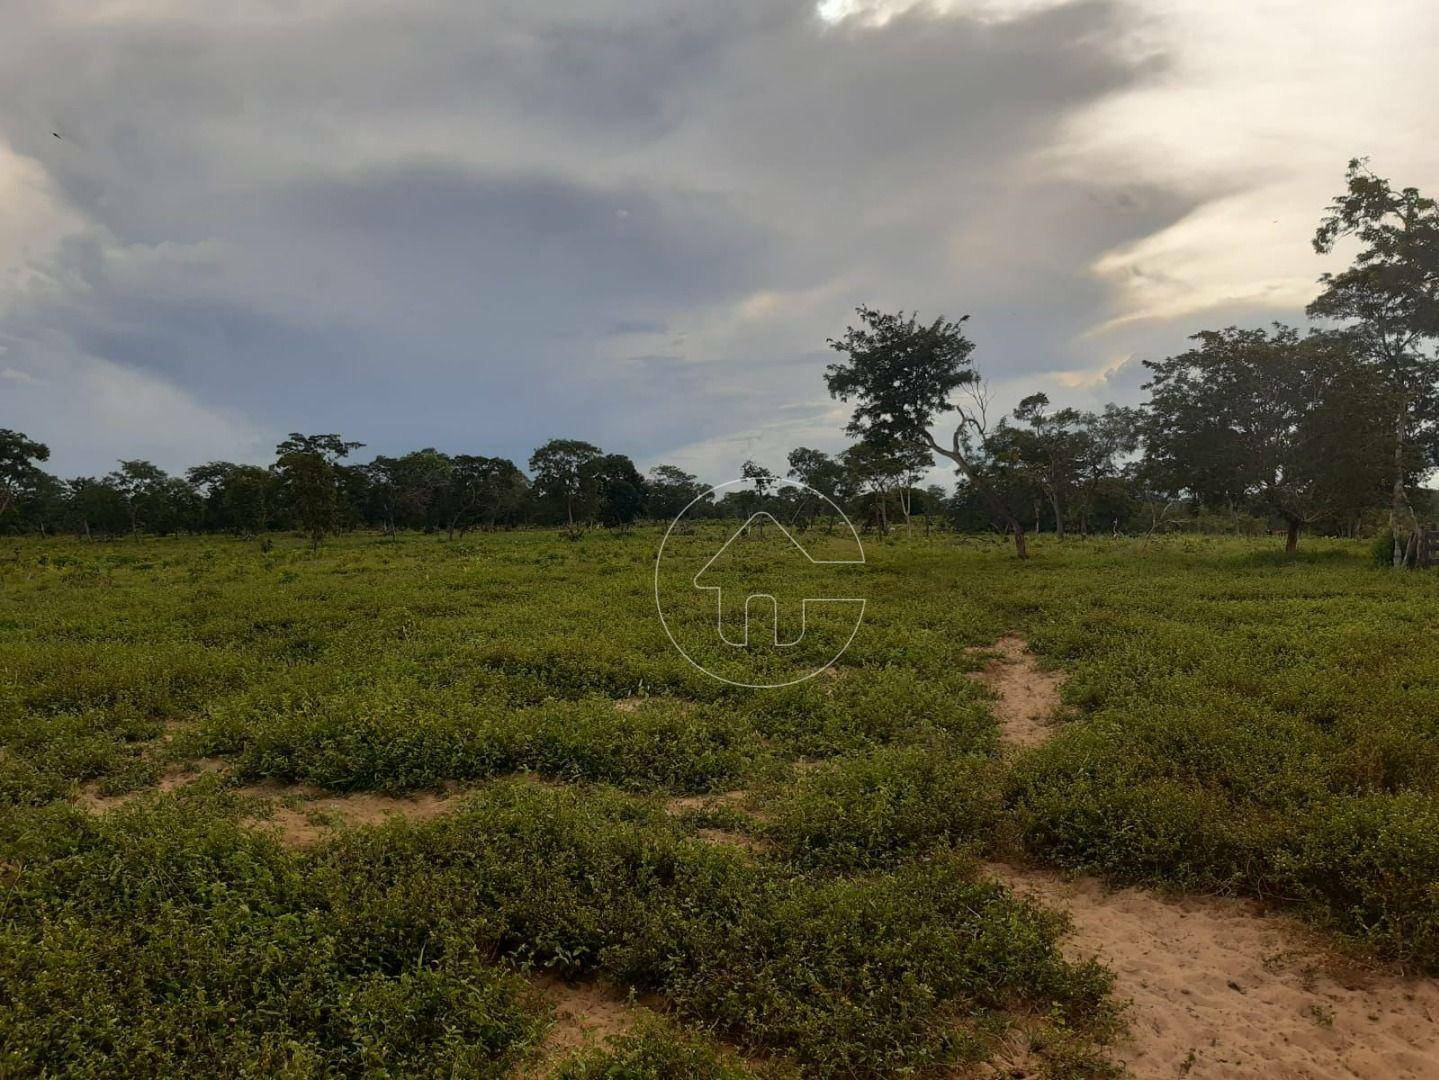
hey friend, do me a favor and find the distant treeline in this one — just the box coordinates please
[0,407,1426,547]
[2,160,1436,552]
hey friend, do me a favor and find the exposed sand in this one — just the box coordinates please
[76,757,227,812]
[663,789,750,814]
[969,635,1439,1079]
[967,635,1064,748]
[237,782,468,846]
[521,974,652,1074]
[990,863,1439,1079]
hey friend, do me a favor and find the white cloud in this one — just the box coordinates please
[1053,0,1439,332]
[0,333,271,475]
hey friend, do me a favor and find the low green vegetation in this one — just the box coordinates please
[3,527,1438,1074]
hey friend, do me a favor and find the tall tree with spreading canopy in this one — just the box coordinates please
[1143,325,1395,552]
[645,464,705,521]
[1071,405,1142,536]
[1009,393,1086,538]
[825,306,1029,556]
[274,433,364,548]
[0,429,51,523]
[1310,160,1439,564]
[583,453,647,529]
[528,438,602,532]
[440,455,527,536]
[107,460,171,536]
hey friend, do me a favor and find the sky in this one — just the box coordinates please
[2,0,1437,483]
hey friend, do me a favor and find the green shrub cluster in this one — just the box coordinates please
[315,781,1114,1074]
[763,740,1003,869]
[0,795,547,1078]
[0,781,1113,1076]
[7,527,1439,1076]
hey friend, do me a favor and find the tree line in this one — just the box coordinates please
[1,161,1435,556]
[823,159,1439,559]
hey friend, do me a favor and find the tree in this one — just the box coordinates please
[365,449,452,534]
[440,455,528,536]
[65,477,128,538]
[0,430,51,523]
[1311,160,1439,565]
[274,433,364,548]
[645,464,705,521]
[1009,393,1085,538]
[738,460,778,532]
[740,460,777,498]
[584,453,647,529]
[1143,325,1396,552]
[188,462,276,535]
[107,460,173,536]
[785,448,849,529]
[825,307,1030,556]
[529,439,602,532]
[1071,406,1141,536]
[839,440,930,534]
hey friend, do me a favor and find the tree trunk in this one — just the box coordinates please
[1393,409,1409,567]
[927,435,1028,559]
[1050,491,1064,539]
[1285,518,1300,554]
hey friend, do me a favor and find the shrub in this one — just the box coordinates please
[763,741,1003,869]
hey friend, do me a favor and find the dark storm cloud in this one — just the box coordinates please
[0,0,1189,477]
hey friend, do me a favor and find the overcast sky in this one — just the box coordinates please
[2,0,1437,482]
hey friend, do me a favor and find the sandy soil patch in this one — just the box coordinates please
[969,636,1439,1078]
[77,757,227,811]
[517,975,655,1077]
[967,635,1063,748]
[663,789,750,814]
[987,863,1439,1078]
[235,782,469,846]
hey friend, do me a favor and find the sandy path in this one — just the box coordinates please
[967,635,1064,748]
[991,863,1439,1079]
[973,637,1439,1079]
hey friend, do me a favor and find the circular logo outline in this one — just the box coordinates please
[653,477,867,689]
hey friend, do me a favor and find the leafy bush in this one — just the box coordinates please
[316,781,1114,1074]
[763,741,1003,869]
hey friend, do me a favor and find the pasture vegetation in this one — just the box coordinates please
[3,527,1439,1076]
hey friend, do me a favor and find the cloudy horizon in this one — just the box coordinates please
[3,0,1437,483]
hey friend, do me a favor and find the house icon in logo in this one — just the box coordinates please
[692,512,865,648]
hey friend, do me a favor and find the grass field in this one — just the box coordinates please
[3,529,1438,1077]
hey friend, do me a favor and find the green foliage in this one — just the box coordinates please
[311,781,1109,1074]
[0,794,548,1078]
[6,528,1439,1076]
[1372,528,1399,566]
[764,740,1003,869]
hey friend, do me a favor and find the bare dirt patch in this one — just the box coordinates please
[989,862,1439,1079]
[76,757,228,812]
[972,636,1439,1078]
[691,826,771,853]
[519,974,654,1077]
[663,789,750,815]
[663,790,771,853]
[236,782,469,846]
[967,635,1064,748]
